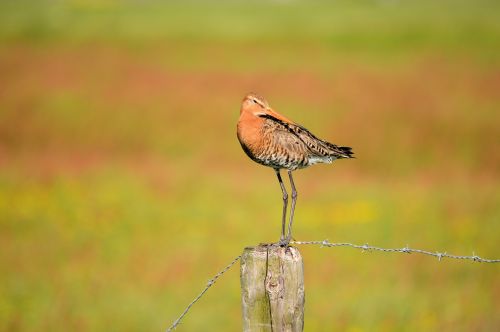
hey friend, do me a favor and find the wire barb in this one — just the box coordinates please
[290,240,500,263]
[166,254,242,332]
[165,240,499,331]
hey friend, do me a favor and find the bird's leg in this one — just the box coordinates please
[274,169,288,244]
[286,170,298,244]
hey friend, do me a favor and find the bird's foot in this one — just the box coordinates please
[278,236,293,247]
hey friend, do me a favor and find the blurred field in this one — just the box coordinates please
[0,0,499,331]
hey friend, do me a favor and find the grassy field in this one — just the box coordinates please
[1,1,499,331]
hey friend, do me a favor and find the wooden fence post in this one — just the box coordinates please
[240,245,305,332]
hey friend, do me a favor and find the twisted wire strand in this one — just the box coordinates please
[166,254,242,332]
[291,240,500,263]
[166,240,499,331]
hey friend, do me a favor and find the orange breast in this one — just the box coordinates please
[237,112,265,159]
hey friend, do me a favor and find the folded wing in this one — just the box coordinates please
[259,113,354,162]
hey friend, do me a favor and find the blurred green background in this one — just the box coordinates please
[0,0,499,331]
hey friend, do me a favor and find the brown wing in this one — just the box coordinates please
[259,114,353,159]
[260,116,311,168]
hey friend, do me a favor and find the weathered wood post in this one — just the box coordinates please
[240,245,305,332]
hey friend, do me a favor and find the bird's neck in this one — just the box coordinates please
[237,111,264,152]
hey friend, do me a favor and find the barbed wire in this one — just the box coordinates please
[291,240,500,263]
[166,240,499,331]
[166,254,242,332]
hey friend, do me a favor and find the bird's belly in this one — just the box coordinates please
[252,151,308,170]
[240,139,334,170]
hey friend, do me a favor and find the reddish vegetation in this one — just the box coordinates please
[0,45,498,184]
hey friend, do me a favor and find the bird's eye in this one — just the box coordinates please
[251,98,257,104]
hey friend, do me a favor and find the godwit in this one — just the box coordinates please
[237,93,353,246]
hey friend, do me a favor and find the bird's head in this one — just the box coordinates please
[240,93,270,115]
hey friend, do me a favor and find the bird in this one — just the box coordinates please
[237,93,354,246]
